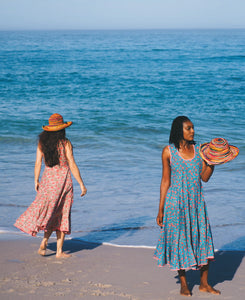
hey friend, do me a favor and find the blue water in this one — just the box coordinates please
[0,29,244,250]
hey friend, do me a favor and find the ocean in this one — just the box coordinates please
[0,29,244,250]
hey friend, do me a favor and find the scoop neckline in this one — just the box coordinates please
[176,144,196,161]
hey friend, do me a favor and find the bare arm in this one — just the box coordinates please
[34,144,43,192]
[156,146,171,227]
[65,140,87,197]
[201,160,214,182]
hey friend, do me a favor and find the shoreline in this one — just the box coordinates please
[1,230,244,252]
[0,238,244,299]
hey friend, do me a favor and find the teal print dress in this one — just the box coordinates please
[154,144,214,271]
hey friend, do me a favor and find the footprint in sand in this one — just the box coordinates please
[42,281,55,287]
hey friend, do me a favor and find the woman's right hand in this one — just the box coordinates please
[156,211,163,227]
[35,181,39,192]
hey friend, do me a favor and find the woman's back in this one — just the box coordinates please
[44,140,69,169]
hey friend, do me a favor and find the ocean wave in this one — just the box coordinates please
[72,222,245,234]
[72,225,152,234]
[151,48,180,52]
[213,222,245,228]
[0,228,28,236]
[204,55,245,61]
[0,136,33,144]
[0,203,28,208]
[101,242,155,249]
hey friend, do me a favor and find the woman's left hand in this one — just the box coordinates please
[201,160,215,182]
[80,185,87,197]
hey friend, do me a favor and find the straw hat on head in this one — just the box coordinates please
[200,137,239,165]
[42,113,73,131]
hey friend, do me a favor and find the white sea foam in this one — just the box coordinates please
[102,242,156,249]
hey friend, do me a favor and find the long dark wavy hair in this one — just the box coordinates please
[169,116,196,150]
[39,129,66,167]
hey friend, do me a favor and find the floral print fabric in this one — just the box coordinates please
[154,144,214,270]
[14,140,73,236]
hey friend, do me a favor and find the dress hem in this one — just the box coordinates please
[14,224,71,237]
[153,255,215,271]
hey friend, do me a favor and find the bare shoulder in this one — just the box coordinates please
[64,139,74,158]
[162,145,170,159]
[65,139,73,149]
[37,142,43,153]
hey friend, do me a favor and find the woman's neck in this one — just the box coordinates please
[179,140,191,150]
[178,141,195,159]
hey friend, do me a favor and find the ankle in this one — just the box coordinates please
[180,284,191,296]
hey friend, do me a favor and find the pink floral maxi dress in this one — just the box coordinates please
[14,140,73,236]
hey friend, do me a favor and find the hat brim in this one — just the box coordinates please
[200,142,239,165]
[42,121,73,132]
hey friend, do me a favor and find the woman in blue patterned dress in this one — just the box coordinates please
[154,116,220,296]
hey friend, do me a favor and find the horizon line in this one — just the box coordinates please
[0,27,245,32]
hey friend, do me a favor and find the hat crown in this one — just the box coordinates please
[209,138,229,153]
[48,113,64,126]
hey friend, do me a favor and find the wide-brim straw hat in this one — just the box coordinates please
[200,137,239,165]
[42,113,73,131]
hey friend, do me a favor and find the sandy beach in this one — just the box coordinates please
[0,237,244,300]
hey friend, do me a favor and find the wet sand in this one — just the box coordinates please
[0,237,244,299]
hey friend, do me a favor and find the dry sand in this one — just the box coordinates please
[0,237,244,300]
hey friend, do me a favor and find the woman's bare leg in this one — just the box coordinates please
[199,263,221,295]
[178,269,191,296]
[56,231,71,258]
[38,230,52,256]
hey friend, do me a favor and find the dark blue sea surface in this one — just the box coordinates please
[0,29,244,250]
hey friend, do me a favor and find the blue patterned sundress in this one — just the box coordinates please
[154,144,214,271]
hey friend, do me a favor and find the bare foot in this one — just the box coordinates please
[180,285,192,297]
[56,252,71,258]
[199,284,221,295]
[38,240,47,256]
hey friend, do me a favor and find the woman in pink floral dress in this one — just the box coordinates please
[14,113,87,258]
